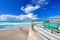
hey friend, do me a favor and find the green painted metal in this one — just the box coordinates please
[43,21,60,30]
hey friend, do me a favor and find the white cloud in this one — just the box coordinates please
[21,5,40,13]
[18,13,38,20]
[32,0,49,5]
[21,4,40,19]
[50,15,60,18]
[0,13,38,20]
[20,0,49,20]
[0,15,18,20]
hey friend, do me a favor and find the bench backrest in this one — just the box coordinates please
[43,21,59,30]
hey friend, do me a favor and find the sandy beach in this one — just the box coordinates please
[0,26,29,40]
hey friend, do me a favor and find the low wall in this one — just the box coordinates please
[28,27,44,40]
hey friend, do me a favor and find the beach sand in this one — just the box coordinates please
[0,26,29,40]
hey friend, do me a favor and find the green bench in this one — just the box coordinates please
[43,21,60,33]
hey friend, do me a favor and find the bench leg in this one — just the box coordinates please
[51,30,53,33]
[57,31,60,33]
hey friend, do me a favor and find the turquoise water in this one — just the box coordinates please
[0,20,31,30]
[0,20,44,30]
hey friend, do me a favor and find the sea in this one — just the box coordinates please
[0,20,44,30]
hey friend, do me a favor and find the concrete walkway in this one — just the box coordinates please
[33,25,60,40]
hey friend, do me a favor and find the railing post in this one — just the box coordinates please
[31,19,33,29]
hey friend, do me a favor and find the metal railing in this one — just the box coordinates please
[31,18,60,40]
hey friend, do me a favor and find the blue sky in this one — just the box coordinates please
[0,0,60,20]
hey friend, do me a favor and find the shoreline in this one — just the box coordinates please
[0,25,30,30]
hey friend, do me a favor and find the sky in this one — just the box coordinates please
[0,0,60,20]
